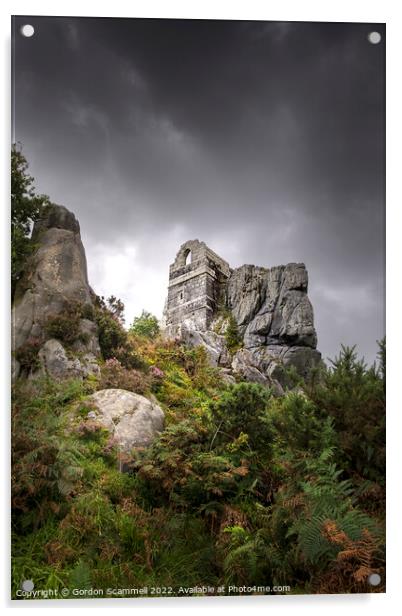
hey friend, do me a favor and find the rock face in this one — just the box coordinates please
[227,263,317,349]
[87,389,165,452]
[180,325,232,368]
[227,263,321,389]
[164,241,322,391]
[12,204,100,379]
[34,339,100,380]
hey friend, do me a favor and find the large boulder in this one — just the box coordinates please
[225,262,321,387]
[12,204,100,379]
[87,389,165,452]
[232,349,273,385]
[228,263,317,349]
[34,339,100,380]
[232,345,321,391]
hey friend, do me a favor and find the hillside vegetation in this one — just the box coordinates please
[12,312,385,596]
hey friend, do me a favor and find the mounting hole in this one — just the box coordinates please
[20,24,35,38]
[368,573,381,586]
[21,579,34,592]
[368,31,381,45]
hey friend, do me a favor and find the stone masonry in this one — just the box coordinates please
[165,240,231,336]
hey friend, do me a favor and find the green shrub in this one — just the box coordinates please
[94,295,128,360]
[11,378,87,531]
[14,337,42,373]
[224,314,242,354]
[307,343,386,483]
[11,337,385,596]
[209,382,273,452]
[270,392,334,454]
[112,345,148,370]
[129,310,160,339]
[137,383,275,511]
[43,301,93,347]
[44,314,81,346]
[11,144,50,299]
[80,303,95,321]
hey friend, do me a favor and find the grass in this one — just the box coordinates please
[11,340,386,598]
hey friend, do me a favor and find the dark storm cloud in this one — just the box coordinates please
[12,17,385,363]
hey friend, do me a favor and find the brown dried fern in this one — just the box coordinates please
[313,519,385,593]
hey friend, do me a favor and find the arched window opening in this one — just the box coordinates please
[184,249,191,265]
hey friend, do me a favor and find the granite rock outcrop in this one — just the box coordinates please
[164,241,322,391]
[12,204,100,379]
[86,389,165,452]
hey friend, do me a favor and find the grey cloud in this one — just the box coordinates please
[13,16,385,363]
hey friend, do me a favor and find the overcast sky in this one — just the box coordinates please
[12,17,385,364]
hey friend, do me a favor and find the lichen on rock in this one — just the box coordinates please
[86,388,165,452]
[12,204,101,379]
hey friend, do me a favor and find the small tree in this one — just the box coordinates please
[225,314,242,354]
[129,310,160,339]
[94,295,128,359]
[11,143,50,298]
[308,343,385,482]
[103,295,125,324]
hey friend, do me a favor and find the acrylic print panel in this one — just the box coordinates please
[11,16,385,600]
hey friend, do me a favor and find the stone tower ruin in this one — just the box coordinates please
[165,239,231,337]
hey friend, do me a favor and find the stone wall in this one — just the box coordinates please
[165,239,231,336]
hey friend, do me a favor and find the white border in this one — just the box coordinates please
[2,1,401,614]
